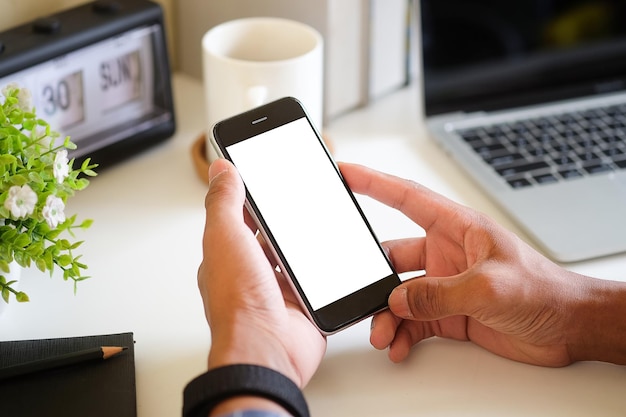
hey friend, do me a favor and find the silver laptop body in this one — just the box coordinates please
[419,0,626,262]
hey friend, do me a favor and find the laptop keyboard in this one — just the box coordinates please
[457,103,626,188]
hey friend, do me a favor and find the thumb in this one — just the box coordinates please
[205,158,245,224]
[388,276,468,320]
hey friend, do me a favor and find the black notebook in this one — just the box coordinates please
[0,332,136,417]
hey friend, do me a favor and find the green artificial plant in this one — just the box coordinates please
[0,83,97,304]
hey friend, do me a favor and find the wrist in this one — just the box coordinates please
[183,365,309,417]
[208,325,303,387]
[567,276,626,365]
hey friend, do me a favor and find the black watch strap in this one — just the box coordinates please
[183,364,310,417]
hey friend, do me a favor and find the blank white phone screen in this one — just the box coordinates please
[227,117,393,310]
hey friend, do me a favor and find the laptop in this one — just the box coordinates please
[418,0,626,262]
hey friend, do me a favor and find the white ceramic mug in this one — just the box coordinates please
[202,17,324,162]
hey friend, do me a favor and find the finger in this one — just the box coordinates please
[383,237,427,274]
[199,159,250,319]
[339,162,461,231]
[372,311,441,363]
[371,313,427,362]
[387,320,432,363]
[205,159,246,236]
[388,275,471,321]
[370,310,402,350]
[202,160,274,285]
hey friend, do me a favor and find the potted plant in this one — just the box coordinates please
[0,83,97,304]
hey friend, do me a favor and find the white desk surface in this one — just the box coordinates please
[1,73,624,416]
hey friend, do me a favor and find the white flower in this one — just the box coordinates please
[16,88,32,112]
[1,83,32,112]
[53,150,70,183]
[4,185,37,219]
[42,195,66,228]
[1,82,17,103]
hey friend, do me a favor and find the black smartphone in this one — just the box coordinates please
[211,97,400,335]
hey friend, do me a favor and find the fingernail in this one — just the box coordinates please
[389,287,413,319]
[208,161,228,186]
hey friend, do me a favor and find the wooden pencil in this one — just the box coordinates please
[0,346,127,381]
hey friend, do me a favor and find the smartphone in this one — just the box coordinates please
[211,97,400,335]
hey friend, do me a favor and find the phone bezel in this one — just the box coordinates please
[212,97,400,334]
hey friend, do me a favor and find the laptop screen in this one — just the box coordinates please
[420,0,626,116]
